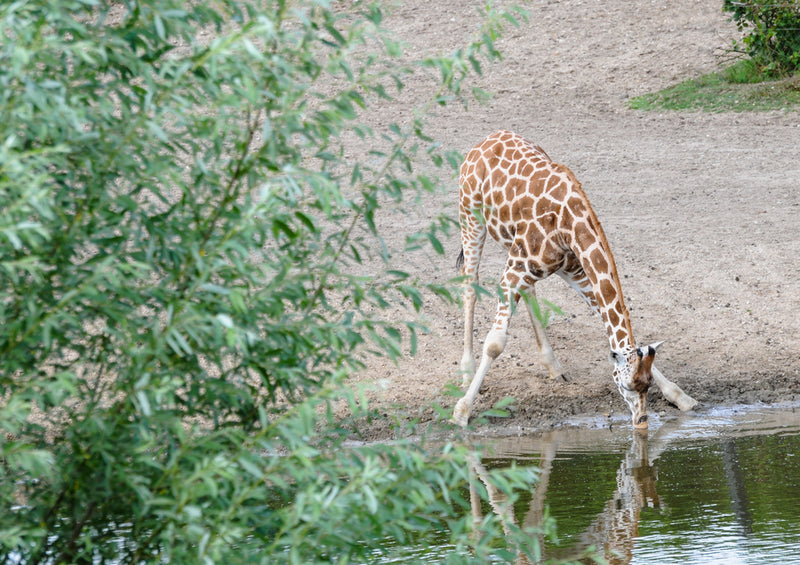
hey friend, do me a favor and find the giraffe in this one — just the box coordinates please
[453,130,696,429]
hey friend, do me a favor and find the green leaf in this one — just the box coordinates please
[0,1,575,563]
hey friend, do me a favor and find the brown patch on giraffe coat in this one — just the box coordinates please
[590,249,609,274]
[558,209,574,233]
[491,190,505,207]
[504,271,520,287]
[520,163,534,177]
[538,212,557,234]
[505,184,519,202]
[549,182,568,203]
[506,178,528,200]
[566,196,585,215]
[492,168,507,187]
[599,279,616,306]
[498,204,511,223]
[607,307,620,328]
[532,169,549,185]
[574,225,595,251]
[511,198,528,221]
[542,236,567,269]
[511,196,534,222]
[482,142,499,156]
[525,261,546,280]
[535,197,554,219]
[524,222,546,251]
[509,241,524,256]
[517,194,534,214]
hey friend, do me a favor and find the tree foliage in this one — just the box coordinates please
[0,0,571,563]
[724,0,800,76]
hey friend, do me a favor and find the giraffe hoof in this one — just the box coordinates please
[542,370,568,382]
[452,399,471,427]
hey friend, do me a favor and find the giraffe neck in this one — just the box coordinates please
[568,196,635,353]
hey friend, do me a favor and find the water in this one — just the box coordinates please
[470,403,800,564]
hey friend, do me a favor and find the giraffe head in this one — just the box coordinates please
[610,342,663,429]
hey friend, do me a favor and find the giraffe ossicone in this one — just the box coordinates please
[454,130,696,429]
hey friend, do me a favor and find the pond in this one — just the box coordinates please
[396,403,800,564]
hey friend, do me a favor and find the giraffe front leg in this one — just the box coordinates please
[651,365,697,411]
[453,287,512,427]
[453,327,507,426]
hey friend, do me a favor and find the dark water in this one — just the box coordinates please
[473,404,800,564]
[374,404,800,564]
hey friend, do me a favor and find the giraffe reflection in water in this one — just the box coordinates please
[470,426,675,565]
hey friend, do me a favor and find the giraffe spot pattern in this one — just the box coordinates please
[455,130,660,431]
[458,130,635,352]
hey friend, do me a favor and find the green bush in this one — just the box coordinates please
[724,0,800,76]
[0,0,570,563]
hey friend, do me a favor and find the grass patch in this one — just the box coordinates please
[630,60,800,112]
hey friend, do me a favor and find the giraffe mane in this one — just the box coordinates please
[563,172,636,346]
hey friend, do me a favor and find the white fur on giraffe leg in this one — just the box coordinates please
[544,357,565,381]
[651,366,697,411]
[452,398,472,427]
[460,356,475,387]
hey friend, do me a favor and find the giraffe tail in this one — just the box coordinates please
[456,247,465,272]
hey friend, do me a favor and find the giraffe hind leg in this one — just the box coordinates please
[523,290,565,380]
[460,276,478,386]
[458,218,486,387]
[453,268,514,427]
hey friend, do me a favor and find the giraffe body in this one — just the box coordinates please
[454,130,663,429]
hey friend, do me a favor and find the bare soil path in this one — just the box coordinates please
[348,0,800,440]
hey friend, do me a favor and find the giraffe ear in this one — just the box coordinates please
[636,341,664,359]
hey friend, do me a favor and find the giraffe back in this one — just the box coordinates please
[459,130,599,277]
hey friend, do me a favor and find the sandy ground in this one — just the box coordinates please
[344,0,800,440]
